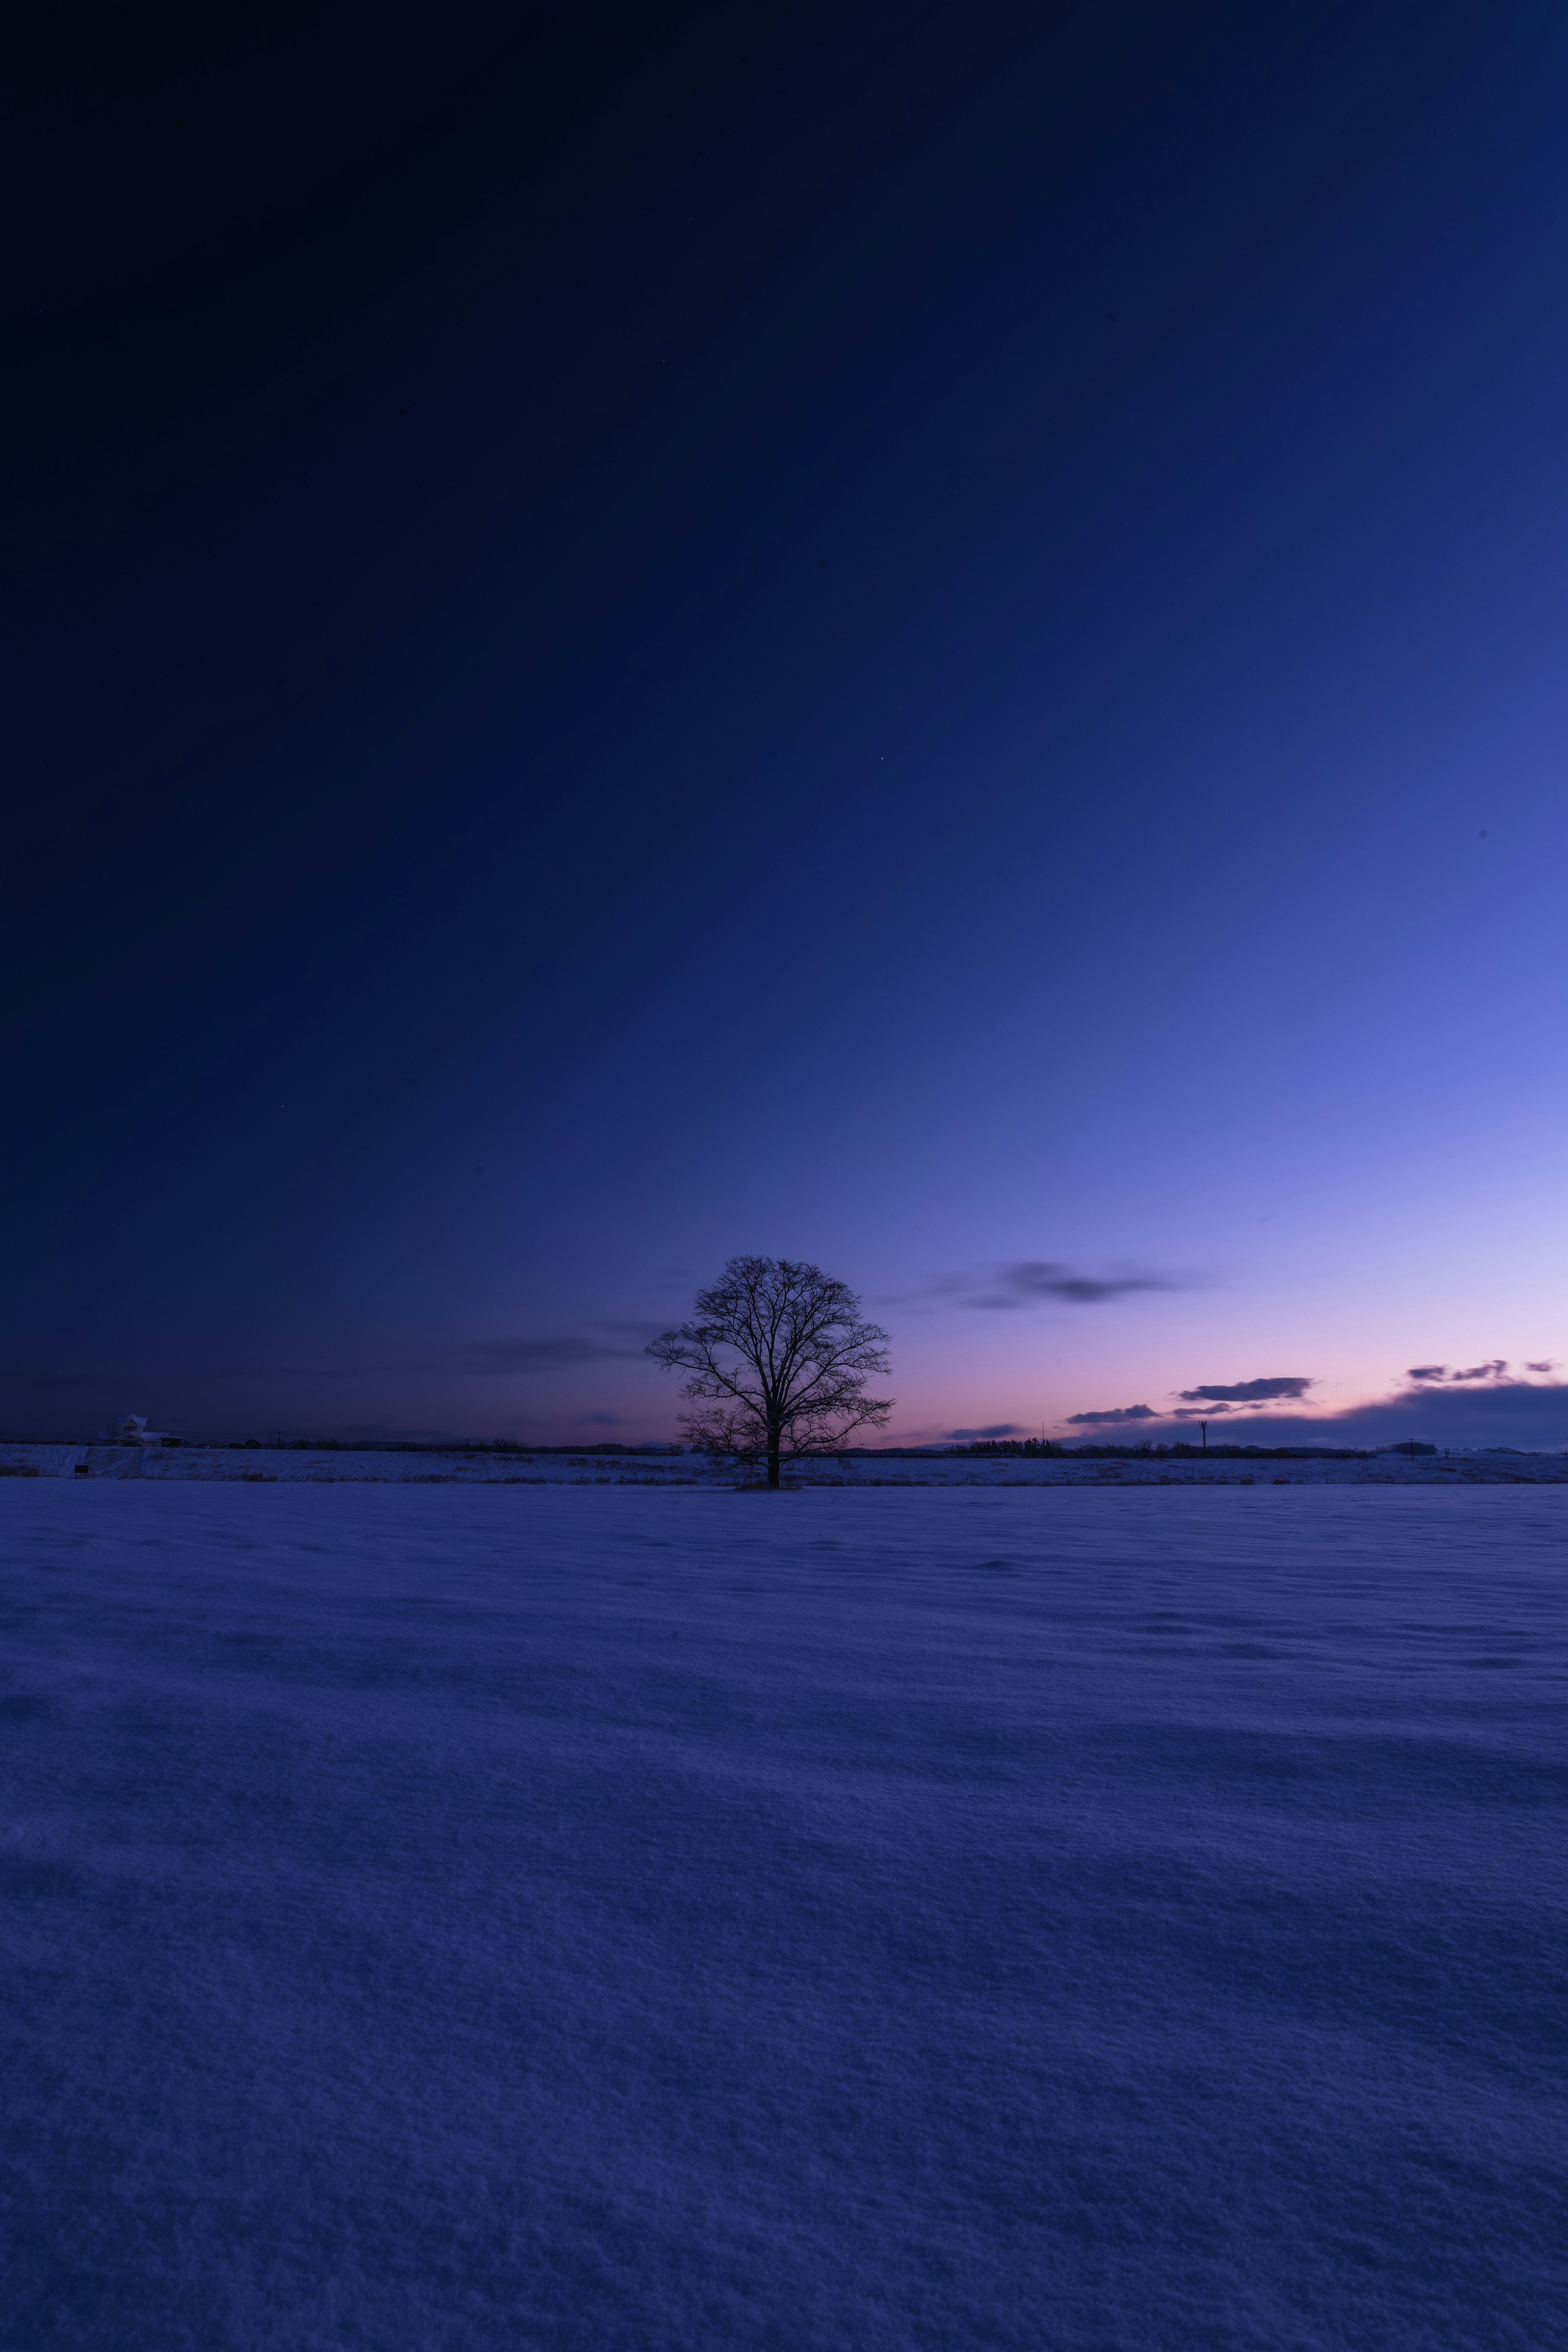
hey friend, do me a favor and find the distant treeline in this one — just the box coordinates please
[28,1434,1434,1461]
[951,1438,1373,1461]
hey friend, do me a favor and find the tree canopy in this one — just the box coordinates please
[648,1256,893,1486]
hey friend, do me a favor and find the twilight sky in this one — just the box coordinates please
[5,0,1566,1446]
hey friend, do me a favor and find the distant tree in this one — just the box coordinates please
[648,1256,893,1487]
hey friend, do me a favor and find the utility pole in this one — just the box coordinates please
[1200,1420,1207,1453]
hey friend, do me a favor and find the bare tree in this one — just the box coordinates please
[648,1256,893,1487]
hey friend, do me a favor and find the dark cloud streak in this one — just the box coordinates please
[970,1263,1180,1310]
[1066,1403,1157,1425]
[1177,1376,1312,1403]
[886,1262,1185,1313]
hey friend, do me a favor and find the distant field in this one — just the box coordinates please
[2,1482,1564,2350]
[4,1441,1567,1485]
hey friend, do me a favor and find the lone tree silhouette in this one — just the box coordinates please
[648,1256,893,1487]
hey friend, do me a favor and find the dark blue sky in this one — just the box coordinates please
[6,0,1566,1443]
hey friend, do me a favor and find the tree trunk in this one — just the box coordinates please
[766,1441,781,1489]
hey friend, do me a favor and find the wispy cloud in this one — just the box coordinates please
[1177,1376,1312,1403]
[944,1423,1027,1440]
[1407,1360,1512,1385]
[981,1262,1178,1308]
[891,1261,1184,1312]
[1066,1403,1158,1425]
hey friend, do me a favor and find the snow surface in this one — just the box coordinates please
[2,1482,1564,2350]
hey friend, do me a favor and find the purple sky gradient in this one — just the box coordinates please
[4,1,1564,1443]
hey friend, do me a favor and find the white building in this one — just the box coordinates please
[95,1415,169,1446]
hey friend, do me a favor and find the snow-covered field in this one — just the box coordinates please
[2,1483,1564,2350]
[5,1441,1567,1484]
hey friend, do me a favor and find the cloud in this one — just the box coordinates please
[944,1423,1026,1440]
[974,1262,1179,1309]
[1177,1376,1313,1403]
[583,1412,630,1426]
[1056,1371,1568,1450]
[1526,1360,1559,1375]
[1405,1360,1510,1385]
[1065,1403,1158,1425]
[467,1335,643,1373]
[886,1261,1186,1313]
[1239,1379,1568,1448]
